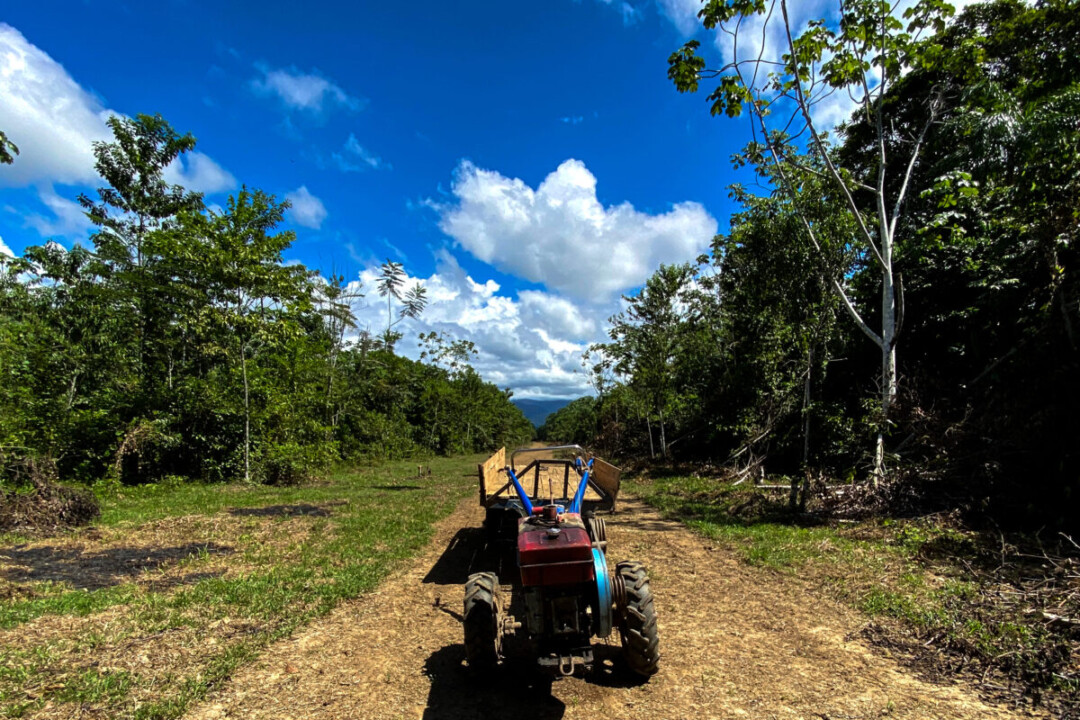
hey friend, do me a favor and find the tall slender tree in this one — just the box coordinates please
[669,0,955,481]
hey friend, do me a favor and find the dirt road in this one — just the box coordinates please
[188,496,1036,720]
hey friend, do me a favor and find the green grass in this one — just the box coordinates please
[0,454,481,719]
[628,474,892,569]
[628,473,1078,707]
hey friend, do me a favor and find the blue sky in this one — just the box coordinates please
[0,0,816,398]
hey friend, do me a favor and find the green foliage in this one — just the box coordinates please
[587,0,1080,531]
[537,397,598,446]
[0,130,17,165]
[0,116,531,491]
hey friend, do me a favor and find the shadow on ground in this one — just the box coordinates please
[422,527,508,585]
[423,644,566,720]
[0,542,233,589]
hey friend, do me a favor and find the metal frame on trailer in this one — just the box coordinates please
[477,444,621,513]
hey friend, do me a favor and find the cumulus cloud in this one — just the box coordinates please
[163,151,236,194]
[331,133,386,172]
[22,185,93,239]
[344,251,611,399]
[0,23,236,240]
[252,64,362,114]
[518,291,598,341]
[436,159,717,302]
[0,236,13,257]
[0,23,114,187]
[285,186,328,229]
[657,0,704,35]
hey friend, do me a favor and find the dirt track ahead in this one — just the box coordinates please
[188,496,1037,720]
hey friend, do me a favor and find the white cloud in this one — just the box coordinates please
[252,64,361,114]
[345,251,610,399]
[0,236,12,257]
[595,0,642,26]
[163,151,236,194]
[0,23,114,187]
[657,0,704,35]
[0,23,236,240]
[23,185,93,239]
[436,159,717,302]
[285,186,327,229]
[518,291,598,341]
[331,133,386,172]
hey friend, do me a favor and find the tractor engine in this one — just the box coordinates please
[516,506,612,674]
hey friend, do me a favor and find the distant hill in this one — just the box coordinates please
[512,398,572,428]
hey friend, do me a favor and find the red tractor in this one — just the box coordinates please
[465,445,659,680]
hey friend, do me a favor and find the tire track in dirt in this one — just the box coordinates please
[188,496,1041,720]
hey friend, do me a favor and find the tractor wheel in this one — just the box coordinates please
[463,571,502,671]
[615,561,659,677]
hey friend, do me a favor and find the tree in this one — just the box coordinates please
[375,260,427,350]
[419,331,477,372]
[598,264,697,458]
[315,273,362,431]
[78,114,204,403]
[0,130,18,164]
[668,0,956,481]
[192,188,313,482]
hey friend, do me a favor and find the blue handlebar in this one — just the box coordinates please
[505,466,534,515]
[569,458,595,514]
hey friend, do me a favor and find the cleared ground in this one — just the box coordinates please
[187,494,1042,720]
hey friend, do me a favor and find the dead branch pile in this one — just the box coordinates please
[0,450,99,534]
[811,473,949,520]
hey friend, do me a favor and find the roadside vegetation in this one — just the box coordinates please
[0,115,531,502]
[0,455,476,719]
[630,472,1079,715]
[542,0,1079,532]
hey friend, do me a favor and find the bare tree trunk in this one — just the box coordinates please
[241,343,251,484]
[874,249,898,487]
[788,474,800,510]
[66,371,79,411]
[646,416,655,459]
[803,346,813,467]
[658,407,668,459]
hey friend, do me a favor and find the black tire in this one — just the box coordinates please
[615,561,659,677]
[463,571,502,671]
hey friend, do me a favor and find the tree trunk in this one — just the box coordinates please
[874,256,898,488]
[241,343,251,484]
[803,346,813,467]
[646,416,655,459]
[658,407,668,459]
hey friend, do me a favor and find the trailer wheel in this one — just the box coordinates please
[463,571,502,671]
[615,561,659,677]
